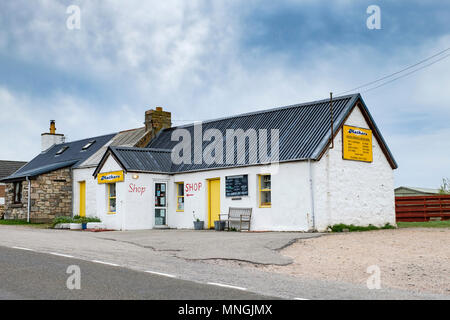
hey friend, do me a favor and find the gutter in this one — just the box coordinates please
[308,159,316,231]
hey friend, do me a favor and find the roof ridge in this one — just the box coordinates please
[167,93,359,130]
[112,146,172,153]
[56,132,118,146]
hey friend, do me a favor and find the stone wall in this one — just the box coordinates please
[3,167,72,223]
[0,183,5,218]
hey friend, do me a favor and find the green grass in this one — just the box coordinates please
[329,223,396,232]
[0,219,50,228]
[397,220,450,228]
[0,219,37,225]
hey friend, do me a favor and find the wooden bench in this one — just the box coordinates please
[219,207,252,231]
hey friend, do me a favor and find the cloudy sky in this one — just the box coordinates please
[0,0,449,188]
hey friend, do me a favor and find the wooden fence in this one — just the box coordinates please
[395,195,450,222]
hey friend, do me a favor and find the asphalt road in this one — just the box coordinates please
[0,246,275,300]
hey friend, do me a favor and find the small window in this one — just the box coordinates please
[13,182,22,204]
[259,174,271,207]
[108,183,116,214]
[82,140,96,150]
[56,146,69,155]
[176,182,184,212]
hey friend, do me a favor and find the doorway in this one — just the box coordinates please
[79,181,86,217]
[208,178,220,229]
[154,182,167,226]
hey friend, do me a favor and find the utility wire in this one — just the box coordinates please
[337,47,450,95]
[362,52,450,93]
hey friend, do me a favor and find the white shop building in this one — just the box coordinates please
[92,94,398,232]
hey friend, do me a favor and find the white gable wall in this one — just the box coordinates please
[312,106,396,231]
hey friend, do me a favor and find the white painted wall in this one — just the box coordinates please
[312,106,396,231]
[97,154,312,231]
[72,167,97,217]
[93,105,395,231]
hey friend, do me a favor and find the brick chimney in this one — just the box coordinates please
[134,107,172,148]
[41,120,65,152]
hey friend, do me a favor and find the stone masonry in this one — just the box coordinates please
[4,167,72,223]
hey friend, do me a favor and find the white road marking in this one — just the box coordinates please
[12,246,35,251]
[207,282,247,291]
[91,260,120,267]
[48,252,75,258]
[145,270,177,278]
[294,297,310,300]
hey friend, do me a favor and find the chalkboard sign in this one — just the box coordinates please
[225,175,248,197]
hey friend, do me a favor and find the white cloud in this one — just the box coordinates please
[0,1,449,188]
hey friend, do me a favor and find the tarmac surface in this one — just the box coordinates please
[0,226,448,300]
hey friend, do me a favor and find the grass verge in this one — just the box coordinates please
[397,220,450,228]
[0,219,51,228]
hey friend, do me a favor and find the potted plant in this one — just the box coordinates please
[79,217,88,230]
[193,213,204,230]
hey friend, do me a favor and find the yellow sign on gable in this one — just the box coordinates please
[342,125,373,163]
[97,171,124,184]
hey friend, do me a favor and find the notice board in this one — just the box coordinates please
[225,175,248,197]
[342,125,373,163]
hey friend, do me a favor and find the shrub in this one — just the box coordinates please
[51,216,73,227]
[330,223,395,232]
[52,216,101,228]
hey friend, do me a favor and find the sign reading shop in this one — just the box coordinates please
[342,125,373,163]
[97,170,125,184]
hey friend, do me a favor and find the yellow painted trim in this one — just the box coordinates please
[258,174,272,208]
[79,181,86,217]
[176,182,184,212]
[107,183,117,214]
[207,178,220,229]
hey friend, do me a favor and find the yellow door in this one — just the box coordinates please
[208,179,220,228]
[79,181,86,217]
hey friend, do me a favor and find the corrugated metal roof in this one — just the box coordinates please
[104,93,396,174]
[0,160,28,180]
[395,186,441,195]
[78,127,147,168]
[1,133,116,181]
[111,147,173,173]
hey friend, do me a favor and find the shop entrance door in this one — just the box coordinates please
[208,179,220,228]
[154,182,167,226]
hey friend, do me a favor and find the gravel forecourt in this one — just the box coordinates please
[261,228,450,295]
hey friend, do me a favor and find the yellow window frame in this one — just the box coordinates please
[107,183,117,214]
[176,182,184,212]
[259,174,271,208]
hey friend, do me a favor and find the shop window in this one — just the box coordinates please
[108,183,116,214]
[258,174,271,207]
[13,181,22,204]
[176,182,184,212]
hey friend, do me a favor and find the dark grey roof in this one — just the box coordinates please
[110,147,173,173]
[0,160,28,180]
[78,127,148,168]
[97,94,397,175]
[1,133,116,182]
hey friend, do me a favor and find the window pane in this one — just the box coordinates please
[261,190,271,205]
[177,197,184,211]
[109,198,116,212]
[261,175,271,190]
[178,183,184,196]
[109,183,116,197]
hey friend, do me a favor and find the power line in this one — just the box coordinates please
[362,52,450,93]
[337,47,450,95]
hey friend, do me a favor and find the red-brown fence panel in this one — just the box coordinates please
[395,195,450,222]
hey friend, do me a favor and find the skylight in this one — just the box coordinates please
[82,140,96,150]
[56,146,69,155]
